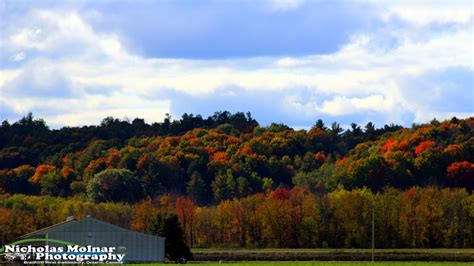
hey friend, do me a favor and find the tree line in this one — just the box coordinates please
[1,187,473,248]
[0,113,472,204]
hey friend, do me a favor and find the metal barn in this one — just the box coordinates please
[20,216,165,262]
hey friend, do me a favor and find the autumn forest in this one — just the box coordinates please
[0,112,473,249]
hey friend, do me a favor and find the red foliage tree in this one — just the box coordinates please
[415,141,435,156]
[32,164,57,183]
[447,161,474,189]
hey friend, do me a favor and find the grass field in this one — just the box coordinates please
[131,262,474,265]
[192,248,474,253]
[190,249,474,262]
[191,261,474,266]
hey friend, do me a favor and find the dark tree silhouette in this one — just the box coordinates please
[149,211,193,262]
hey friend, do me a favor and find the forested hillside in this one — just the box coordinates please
[0,112,472,202]
[0,112,473,247]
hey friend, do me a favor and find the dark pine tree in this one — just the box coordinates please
[149,211,193,262]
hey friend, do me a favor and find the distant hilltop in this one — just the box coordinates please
[0,112,472,203]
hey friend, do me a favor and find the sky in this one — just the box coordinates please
[0,0,473,129]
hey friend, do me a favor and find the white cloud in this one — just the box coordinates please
[1,4,473,127]
[0,69,22,87]
[10,52,25,62]
[380,2,473,26]
[10,28,43,49]
[264,0,306,11]
[321,95,394,116]
[42,102,170,128]
[2,91,170,127]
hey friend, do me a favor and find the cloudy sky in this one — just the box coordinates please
[0,0,473,129]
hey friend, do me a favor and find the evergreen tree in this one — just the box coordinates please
[236,176,249,198]
[313,119,327,131]
[211,169,235,201]
[149,211,193,261]
[186,171,207,204]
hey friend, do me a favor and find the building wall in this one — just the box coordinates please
[46,217,165,262]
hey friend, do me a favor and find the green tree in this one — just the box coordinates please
[298,217,319,247]
[211,169,235,201]
[40,169,68,196]
[186,171,207,204]
[87,169,144,203]
[301,152,318,172]
[350,155,390,192]
[262,177,274,190]
[293,171,319,192]
[236,176,250,199]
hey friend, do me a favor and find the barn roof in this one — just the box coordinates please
[19,216,164,240]
[20,217,77,239]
